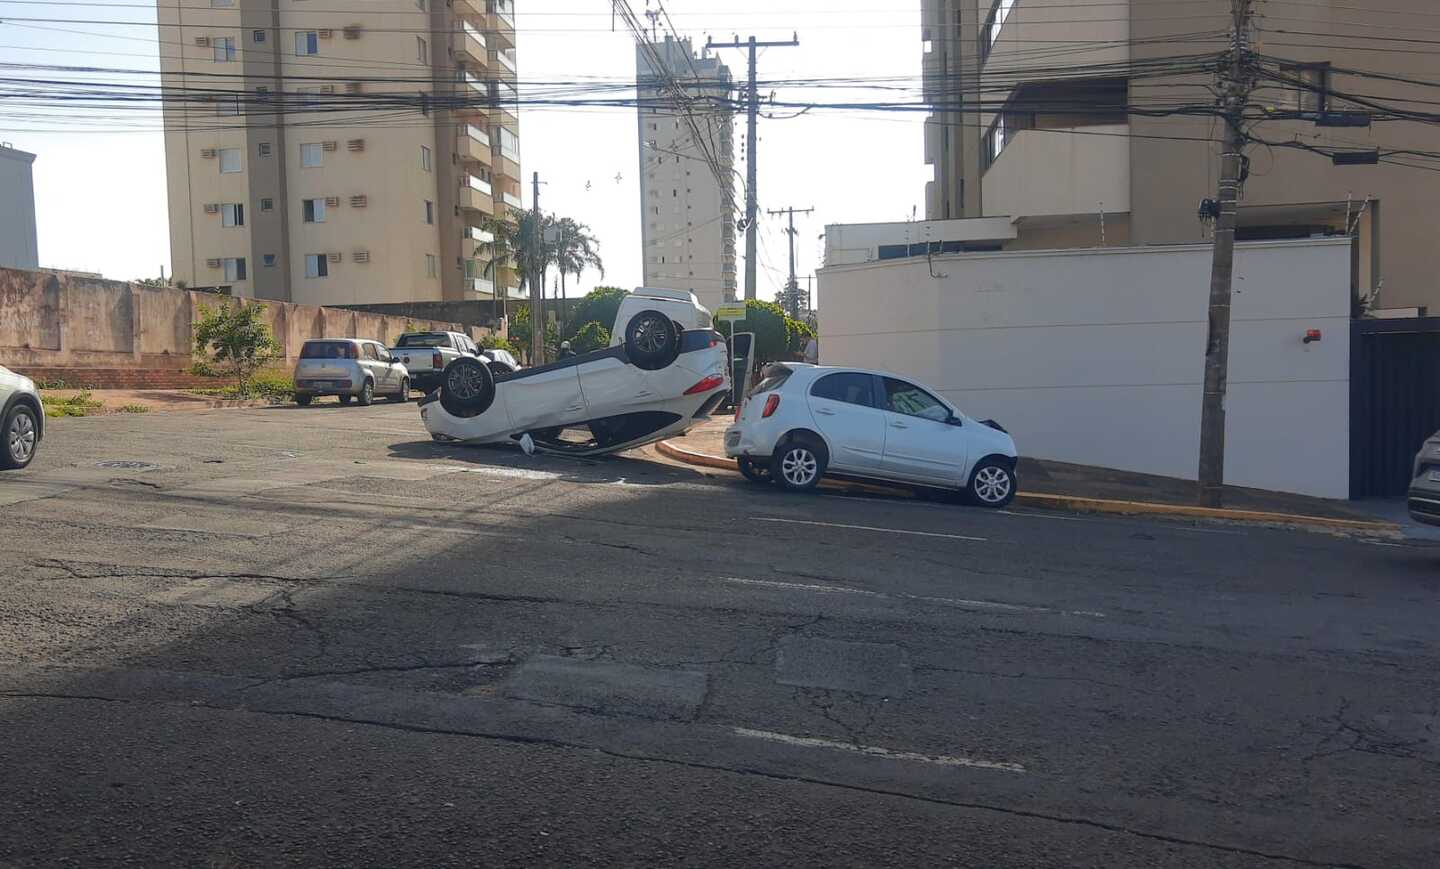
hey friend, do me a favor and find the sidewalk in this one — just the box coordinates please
[657,418,1391,531]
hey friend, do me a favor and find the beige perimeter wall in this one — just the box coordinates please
[0,267,502,370]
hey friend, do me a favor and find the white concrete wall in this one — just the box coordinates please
[818,239,1353,499]
[982,124,1131,218]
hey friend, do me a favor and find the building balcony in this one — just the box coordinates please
[488,2,516,49]
[493,149,521,185]
[466,275,496,300]
[454,0,485,25]
[981,124,1131,219]
[924,115,942,166]
[454,26,488,66]
[459,179,494,213]
[457,124,492,166]
[501,190,522,211]
[923,48,945,104]
[491,48,517,79]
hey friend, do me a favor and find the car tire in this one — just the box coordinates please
[391,378,410,402]
[967,458,1017,508]
[338,394,352,406]
[771,435,827,492]
[624,309,681,371]
[737,457,772,485]
[1,403,39,470]
[439,356,496,418]
[294,394,313,407]
[356,380,374,407]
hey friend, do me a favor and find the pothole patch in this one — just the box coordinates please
[96,461,161,471]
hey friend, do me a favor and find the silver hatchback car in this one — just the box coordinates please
[1,364,43,470]
[293,339,411,407]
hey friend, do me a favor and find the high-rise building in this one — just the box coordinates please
[0,143,38,271]
[922,0,1440,311]
[158,0,523,307]
[636,36,736,311]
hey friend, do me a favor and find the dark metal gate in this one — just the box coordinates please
[1350,318,1440,498]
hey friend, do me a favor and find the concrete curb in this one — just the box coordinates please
[654,439,1399,533]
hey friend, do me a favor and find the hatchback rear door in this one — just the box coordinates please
[805,371,886,471]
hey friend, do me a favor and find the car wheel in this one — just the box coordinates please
[1,403,39,470]
[624,309,681,371]
[338,394,352,406]
[771,436,827,492]
[294,394,313,407]
[737,457,772,485]
[439,356,496,418]
[391,378,410,402]
[967,459,1016,508]
[356,380,374,407]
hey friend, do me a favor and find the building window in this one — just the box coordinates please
[216,95,241,116]
[417,36,428,63]
[305,254,328,278]
[303,198,327,223]
[421,145,432,171]
[221,203,244,227]
[213,37,235,62]
[425,254,438,278]
[257,142,272,157]
[222,257,246,281]
[295,31,319,56]
[424,200,434,224]
[981,0,1015,62]
[260,197,274,211]
[218,148,242,173]
[253,29,266,43]
[262,254,276,267]
[983,115,1006,169]
[300,143,323,167]
[1283,63,1331,114]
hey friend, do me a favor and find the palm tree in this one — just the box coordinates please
[479,211,558,321]
[551,217,604,335]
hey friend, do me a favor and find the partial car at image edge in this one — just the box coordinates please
[1406,430,1440,525]
[725,363,1019,507]
[0,364,43,470]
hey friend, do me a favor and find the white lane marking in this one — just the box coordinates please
[720,577,1104,619]
[997,509,1092,522]
[460,467,563,481]
[753,517,986,543]
[732,727,1026,773]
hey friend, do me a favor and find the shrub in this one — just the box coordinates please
[118,404,150,414]
[193,302,281,393]
[570,321,610,353]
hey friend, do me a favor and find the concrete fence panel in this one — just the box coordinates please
[0,269,60,354]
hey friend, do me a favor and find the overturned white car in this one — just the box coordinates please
[419,288,730,457]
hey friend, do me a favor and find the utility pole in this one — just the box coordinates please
[767,205,813,317]
[707,33,800,301]
[530,171,545,366]
[1197,0,1255,508]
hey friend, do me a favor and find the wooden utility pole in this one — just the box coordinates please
[529,171,545,366]
[706,33,800,301]
[767,205,813,317]
[1197,0,1255,508]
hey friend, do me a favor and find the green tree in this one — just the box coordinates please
[193,302,281,393]
[570,321,611,353]
[719,300,794,364]
[507,305,559,365]
[565,286,629,339]
[551,217,604,334]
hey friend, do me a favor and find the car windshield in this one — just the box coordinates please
[300,341,355,359]
[395,333,451,348]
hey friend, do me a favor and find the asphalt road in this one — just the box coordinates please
[1,402,1438,868]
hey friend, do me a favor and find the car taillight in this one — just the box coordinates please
[762,394,781,418]
[684,374,725,395]
[432,351,443,369]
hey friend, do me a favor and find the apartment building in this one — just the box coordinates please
[159,0,522,306]
[922,0,1440,311]
[636,36,737,311]
[0,143,39,271]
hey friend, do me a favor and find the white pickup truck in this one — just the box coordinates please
[389,331,479,394]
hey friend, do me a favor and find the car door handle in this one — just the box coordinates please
[890,422,909,429]
[815,408,836,416]
[566,404,585,412]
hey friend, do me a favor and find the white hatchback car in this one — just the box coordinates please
[1,364,43,470]
[724,364,1020,506]
[419,288,729,457]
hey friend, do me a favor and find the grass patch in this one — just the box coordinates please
[187,369,295,402]
[41,391,104,418]
[117,404,150,414]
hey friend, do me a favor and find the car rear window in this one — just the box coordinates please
[749,365,793,396]
[300,341,355,359]
[395,333,452,348]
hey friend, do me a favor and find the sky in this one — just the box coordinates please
[0,0,930,300]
